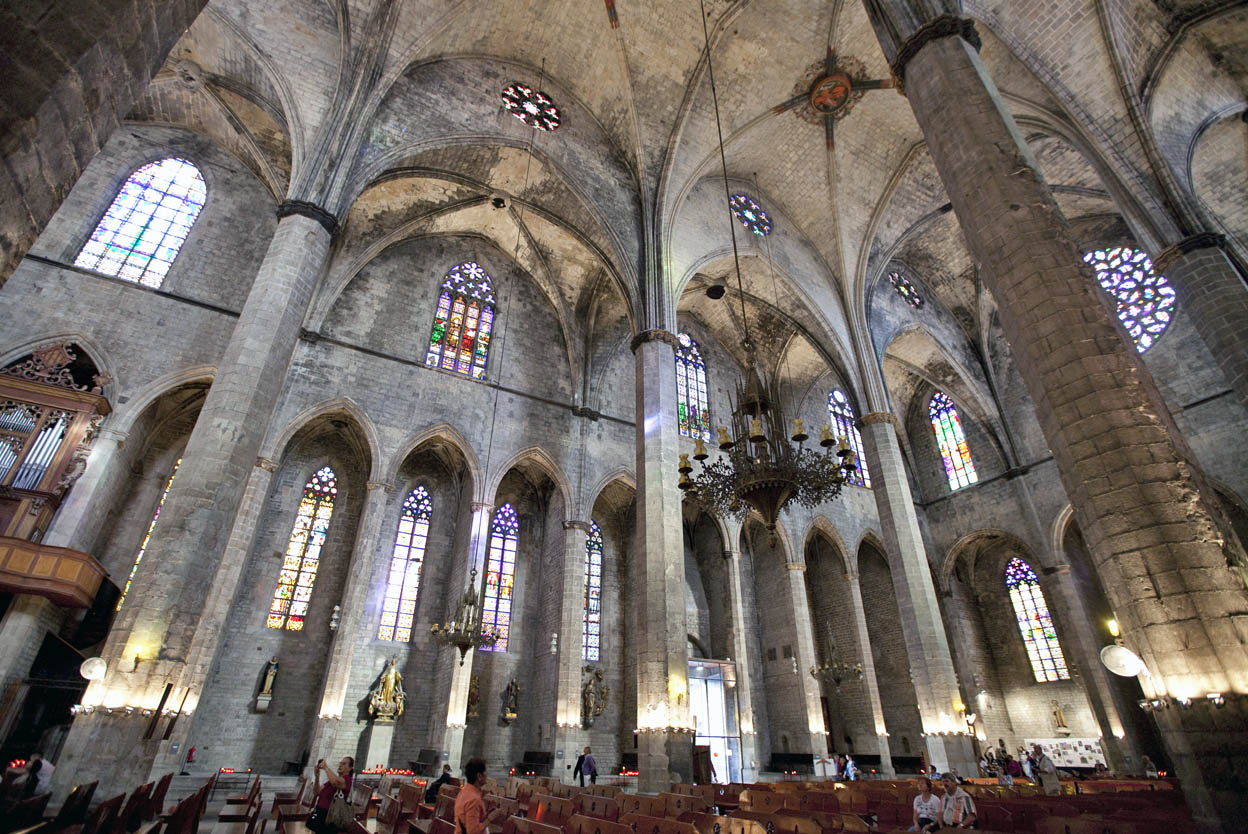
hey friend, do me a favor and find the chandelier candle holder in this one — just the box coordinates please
[679,353,858,535]
[430,567,499,664]
[810,659,864,692]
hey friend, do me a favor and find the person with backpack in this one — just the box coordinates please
[307,756,354,834]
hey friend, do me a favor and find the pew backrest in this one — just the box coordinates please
[564,814,635,834]
[617,795,666,818]
[528,794,573,827]
[618,813,699,834]
[661,794,710,817]
[572,794,620,821]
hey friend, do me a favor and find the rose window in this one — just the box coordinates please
[501,83,561,131]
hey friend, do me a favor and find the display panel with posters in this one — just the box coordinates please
[1025,737,1106,768]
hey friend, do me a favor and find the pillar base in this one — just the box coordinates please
[361,720,396,772]
[924,734,977,778]
[554,726,589,784]
[637,729,693,793]
[1153,697,1248,834]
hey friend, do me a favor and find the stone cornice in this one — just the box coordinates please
[277,200,340,238]
[563,519,592,532]
[255,457,279,473]
[892,15,981,87]
[630,329,681,354]
[366,481,394,492]
[860,411,900,431]
[471,501,494,513]
[1153,232,1227,274]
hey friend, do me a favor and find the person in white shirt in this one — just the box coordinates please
[910,776,941,833]
[1032,743,1060,796]
[939,773,977,829]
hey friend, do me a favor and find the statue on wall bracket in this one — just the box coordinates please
[255,656,279,713]
[581,666,608,728]
[467,674,480,720]
[502,676,519,724]
[368,656,406,723]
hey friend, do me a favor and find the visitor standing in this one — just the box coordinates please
[1032,744,1060,796]
[307,756,353,834]
[573,746,597,786]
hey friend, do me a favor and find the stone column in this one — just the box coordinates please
[781,561,832,757]
[859,412,974,774]
[0,595,64,745]
[844,571,895,777]
[43,427,128,552]
[1154,234,1248,416]
[861,9,1248,827]
[430,501,492,770]
[631,329,693,791]
[0,0,211,284]
[56,203,337,795]
[554,520,591,779]
[308,481,394,762]
[723,549,760,782]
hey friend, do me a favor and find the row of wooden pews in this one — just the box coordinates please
[2,773,183,834]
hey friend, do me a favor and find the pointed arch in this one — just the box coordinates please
[262,397,381,481]
[384,423,483,502]
[74,158,206,288]
[267,465,338,630]
[804,516,852,575]
[485,445,573,513]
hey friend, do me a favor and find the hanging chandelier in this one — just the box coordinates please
[430,567,499,664]
[678,0,857,535]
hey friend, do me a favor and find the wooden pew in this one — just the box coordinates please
[677,812,768,834]
[527,795,573,828]
[661,795,710,818]
[617,813,699,834]
[564,815,635,834]
[616,796,666,819]
[571,794,620,822]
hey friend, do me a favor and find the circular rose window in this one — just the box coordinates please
[501,83,561,131]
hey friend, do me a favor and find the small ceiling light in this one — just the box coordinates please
[706,284,726,299]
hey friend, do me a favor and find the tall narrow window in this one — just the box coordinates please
[929,392,977,490]
[676,332,710,440]
[379,487,432,642]
[827,389,871,488]
[267,466,337,631]
[1082,247,1175,353]
[481,503,518,652]
[75,158,206,288]
[425,261,496,379]
[117,458,180,611]
[1005,557,1070,682]
[582,521,603,661]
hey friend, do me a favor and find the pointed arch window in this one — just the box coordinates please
[582,521,603,661]
[929,392,977,491]
[74,158,206,288]
[1005,557,1070,682]
[481,503,518,652]
[1082,247,1176,352]
[425,261,496,379]
[117,458,180,611]
[827,389,871,488]
[676,332,710,440]
[267,466,337,631]
[379,487,432,642]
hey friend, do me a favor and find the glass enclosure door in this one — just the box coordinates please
[688,658,742,783]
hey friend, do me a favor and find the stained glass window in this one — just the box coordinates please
[501,83,561,131]
[1005,557,1070,682]
[827,390,871,488]
[379,487,432,642]
[117,458,180,611]
[929,392,977,490]
[1082,247,1176,352]
[730,194,772,237]
[425,261,496,379]
[582,521,603,661]
[676,332,710,440]
[481,503,518,652]
[267,466,337,631]
[888,271,924,308]
[74,158,206,289]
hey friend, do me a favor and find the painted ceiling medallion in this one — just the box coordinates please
[775,50,894,148]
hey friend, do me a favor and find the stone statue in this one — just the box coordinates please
[581,667,608,727]
[1052,700,1068,729]
[369,656,406,721]
[503,676,519,722]
[261,657,279,696]
[467,674,480,719]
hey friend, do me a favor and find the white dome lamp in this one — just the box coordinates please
[79,656,107,681]
[1099,619,1150,678]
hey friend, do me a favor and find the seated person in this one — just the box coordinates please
[910,776,941,833]
[939,773,977,830]
[426,764,454,804]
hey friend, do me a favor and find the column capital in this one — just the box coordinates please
[366,481,394,493]
[630,329,681,354]
[844,572,860,582]
[277,199,340,238]
[471,501,494,513]
[563,519,592,532]
[722,549,741,561]
[1153,232,1227,274]
[860,411,900,430]
[785,561,807,572]
[892,15,980,87]
[255,457,280,473]
[98,427,128,446]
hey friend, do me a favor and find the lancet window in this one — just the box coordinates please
[117,458,180,611]
[425,261,496,379]
[1005,557,1070,682]
[827,389,871,488]
[74,158,206,288]
[481,503,518,652]
[929,392,977,490]
[379,487,432,642]
[676,333,710,440]
[583,521,603,661]
[267,466,337,631]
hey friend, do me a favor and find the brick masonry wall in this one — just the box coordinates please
[857,542,923,753]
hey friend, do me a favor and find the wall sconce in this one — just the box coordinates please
[1106,618,1120,639]
[122,653,143,673]
[1174,696,1192,709]
[550,633,558,655]
[1207,693,1225,708]
[329,605,341,631]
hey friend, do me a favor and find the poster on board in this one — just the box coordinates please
[1024,737,1106,768]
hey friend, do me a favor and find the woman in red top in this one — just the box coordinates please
[308,756,354,834]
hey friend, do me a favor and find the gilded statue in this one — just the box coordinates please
[369,656,406,721]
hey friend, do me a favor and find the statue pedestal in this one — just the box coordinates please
[255,694,272,713]
[362,720,396,771]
